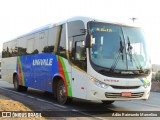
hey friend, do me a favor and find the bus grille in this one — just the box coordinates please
[111,85,140,89]
[105,92,144,98]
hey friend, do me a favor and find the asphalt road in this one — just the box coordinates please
[0,80,160,120]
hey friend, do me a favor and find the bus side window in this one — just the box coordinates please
[27,38,35,54]
[57,24,67,58]
[75,41,86,61]
[45,27,58,53]
[34,31,48,54]
[2,40,17,58]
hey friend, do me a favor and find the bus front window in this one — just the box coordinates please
[88,22,151,75]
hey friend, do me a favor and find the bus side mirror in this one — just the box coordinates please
[85,34,90,48]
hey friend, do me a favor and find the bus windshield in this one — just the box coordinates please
[88,22,150,72]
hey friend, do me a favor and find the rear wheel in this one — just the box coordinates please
[13,74,28,92]
[13,75,19,91]
[21,86,28,92]
[57,80,72,104]
[102,100,115,104]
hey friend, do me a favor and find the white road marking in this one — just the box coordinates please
[27,95,35,99]
[95,117,109,120]
[36,98,47,102]
[71,109,79,112]
[0,87,66,109]
[0,87,25,96]
[71,109,109,120]
[36,98,66,108]
[51,103,67,109]
[0,86,108,119]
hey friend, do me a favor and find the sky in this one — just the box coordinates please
[0,0,160,64]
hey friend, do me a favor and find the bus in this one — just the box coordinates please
[2,17,152,104]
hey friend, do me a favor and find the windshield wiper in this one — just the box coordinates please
[127,36,144,73]
[132,54,145,73]
[127,36,133,62]
[110,37,124,72]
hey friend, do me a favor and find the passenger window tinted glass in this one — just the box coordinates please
[16,35,35,56]
[34,30,48,54]
[68,20,85,40]
[27,38,35,54]
[2,40,17,58]
[16,38,27,56]
[57,24,67,58]
[45,27,58,53]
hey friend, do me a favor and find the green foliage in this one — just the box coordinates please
[42,46,54,53]
[31,49,39,54]
[18,47,27,56]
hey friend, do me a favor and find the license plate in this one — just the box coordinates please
[121,92,132,97]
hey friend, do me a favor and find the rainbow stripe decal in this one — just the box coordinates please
[57,56,72,97]
[17,56,25,86]
[139,78,150,85]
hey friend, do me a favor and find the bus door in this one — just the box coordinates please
[69,35,87,99]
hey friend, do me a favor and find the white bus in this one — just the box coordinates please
[2,17,152,104]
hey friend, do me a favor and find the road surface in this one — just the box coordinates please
[0,80,160,120]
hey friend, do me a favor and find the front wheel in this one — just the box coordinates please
[57,80,72,104]
[102,100,115,104]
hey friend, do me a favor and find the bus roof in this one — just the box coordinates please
[5,16,137,42]
[16,16,94,39]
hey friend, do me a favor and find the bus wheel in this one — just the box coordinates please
[13,74,20,91]
[101,100,115,104]
[13,74,28,92]
[57,80,72,104]
[21,86,28,92]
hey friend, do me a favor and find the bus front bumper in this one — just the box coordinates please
[86,81,151,101]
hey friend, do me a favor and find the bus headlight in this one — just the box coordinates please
[143,82,151,88]
[90,77,109,89]
[95,80,109,89]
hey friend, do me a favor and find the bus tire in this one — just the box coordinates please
[57,80,72,104]
[21,86,28,92]
[101,100,114,104]
[13,74,28,92]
